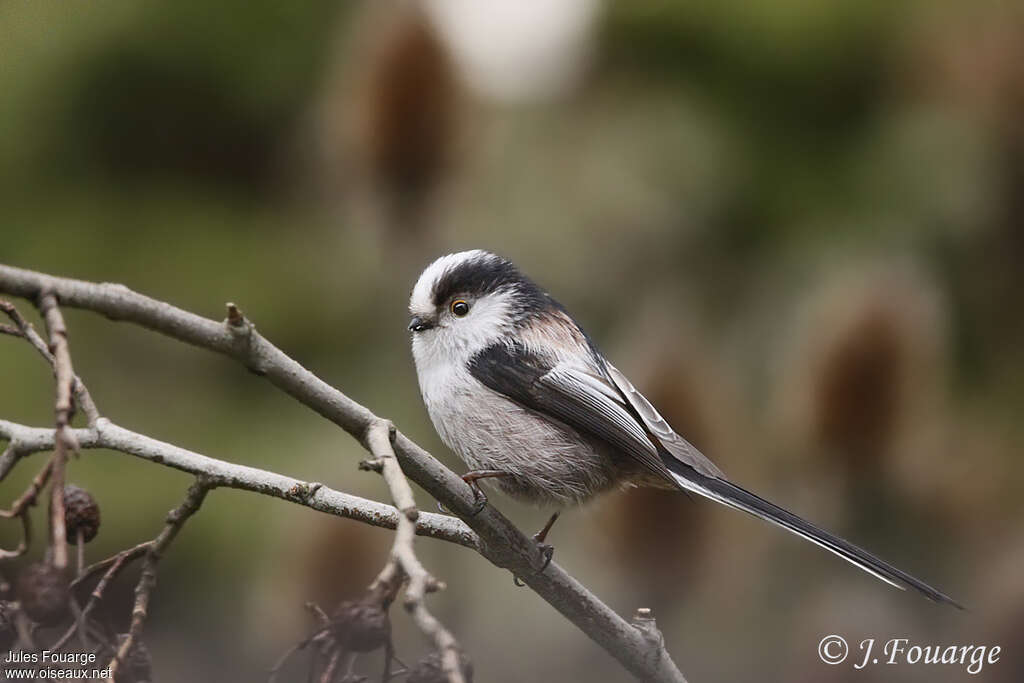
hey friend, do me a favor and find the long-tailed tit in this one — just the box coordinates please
[408,249,959,606]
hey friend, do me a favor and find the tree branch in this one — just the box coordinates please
[52,541,154,652]
[0,263,687,683]
[106,478,211,681]
[362,419,465,683]
[0,299,100,427]
[0,418,477,550]
[0,453,54,560]
[1,298,101,571]
[38,292,78,569]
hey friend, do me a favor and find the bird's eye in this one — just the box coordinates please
[450,300,470,317]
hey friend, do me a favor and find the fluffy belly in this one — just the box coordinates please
[426,385,622,506]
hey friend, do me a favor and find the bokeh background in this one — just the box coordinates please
[2,1,1022,681]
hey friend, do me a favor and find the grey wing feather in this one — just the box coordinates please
[467,343,673,481]
[603,361,725,479]
[538,362,674,481]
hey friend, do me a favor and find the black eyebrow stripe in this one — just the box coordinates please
[430,254,551,318]
[432,256,518,306]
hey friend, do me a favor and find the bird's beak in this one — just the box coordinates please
[408,316,435,332]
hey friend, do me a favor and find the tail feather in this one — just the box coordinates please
[666,461,963,608]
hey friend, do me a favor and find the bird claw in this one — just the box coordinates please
[436,479,488,516]
[536,541,555,571]
[513,538,555,587]
[468,487,488,516]
[459,473,491,516]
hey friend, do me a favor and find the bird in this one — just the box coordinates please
[407,249,960,607]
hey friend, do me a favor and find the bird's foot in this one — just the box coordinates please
[513,540,555,587]
[535,541,555,571]
[513,512,560,586]
[459,469,506,516]
[466,483,489,516]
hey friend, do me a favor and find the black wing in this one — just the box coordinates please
[470,342,962,607]
[468,342,674,482]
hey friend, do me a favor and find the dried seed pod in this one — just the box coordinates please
[330,599,390,653]
[16,562,70,626]
[407,650,474,683]
[812,303,908,474]
[364,8,459,226]
[64,484,101,543]
[115,634,153,683]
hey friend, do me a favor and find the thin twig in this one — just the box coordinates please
[0,298,99,425]
[0,441,18,481]
[76,529,85,575]
[0,513,31,560]
[0,456,54,518]
[106,478,212,681]
[319,650,341,683]
[0,455,55,559]
[38,292,80,570]
[71,541,155,592]
[363,419,464,683]
[52,541,155,651]
[0,419,476,550]
[38,293,77,433]
[49,443,69,569]
[0,298,100,484]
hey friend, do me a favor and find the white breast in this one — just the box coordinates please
[413,348,621,506]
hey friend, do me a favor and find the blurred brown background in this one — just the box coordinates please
[1,1,1022,681]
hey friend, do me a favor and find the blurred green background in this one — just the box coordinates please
[2,0,1022,681]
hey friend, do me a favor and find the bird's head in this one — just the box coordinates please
[408,250,550,368]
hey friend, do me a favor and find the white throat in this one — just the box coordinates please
[410,288,517,372]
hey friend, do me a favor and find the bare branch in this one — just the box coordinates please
[0,512,31,561]
[38,292,80,570]
[363,419,465,683]
[0,264,687,683]
[0,418,476,550]
[0,299,100,427]
[52,542,155,651]
[1,300,49,359]
[72,541,154,592]
[0,298,93,489]
[0,454,54,559]
[48,446,69,570]
[0,456,53,519]
[106,478,211,681]
[319,650,341,683]
[0,441,18,481]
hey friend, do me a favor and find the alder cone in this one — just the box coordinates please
[331,599,390,652]
[64,484,101,543]
[16,562,70,626]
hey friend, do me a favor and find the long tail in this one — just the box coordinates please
[665,459,963,608]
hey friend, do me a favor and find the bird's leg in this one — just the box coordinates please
[514,511,561,587]
[534,511,560,544]
[435,469,508,514]
[460,469,508,515]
